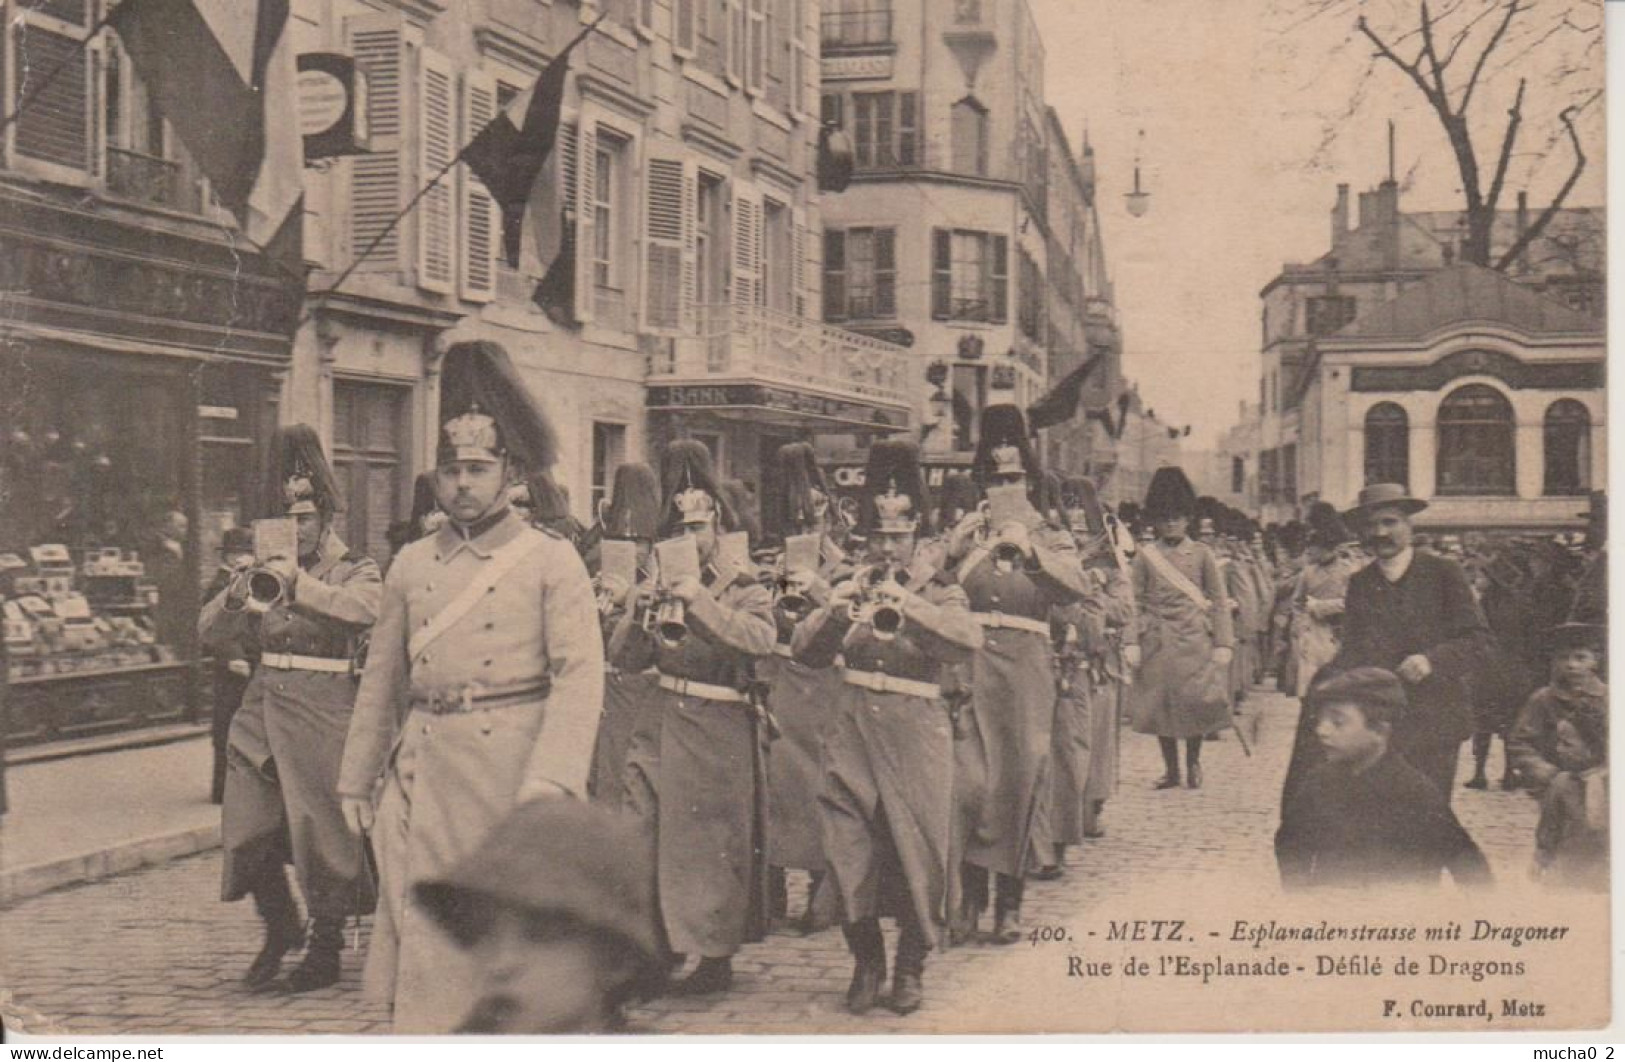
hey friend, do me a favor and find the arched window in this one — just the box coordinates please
[1436,384,1514,495]
[1543,399,1591,496]
[1363,402,1408,487]
[951,96,988,177]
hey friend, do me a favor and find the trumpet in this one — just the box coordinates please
[973,501,1029,566]
[774,567,816,619]
[224,566,288,614]
[640,588,688,648]
[848,563,905,641]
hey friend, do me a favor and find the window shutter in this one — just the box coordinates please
[11,17,91,174]
[674,0,696,55]
[572,120,598,324]
[931,228,951,320]
[823,229,845,322]
[642,153,686,333]
[416,47,456,294]
[346,14,405,274]
[875,227,896,318]
[791,206,808,319]
[991,234,1009,323]
[679,160,699,333]
[898,92,918,166]
[459,70,498,302]
[731,186,761,310]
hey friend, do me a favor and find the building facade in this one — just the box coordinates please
[1246,175,1603,529]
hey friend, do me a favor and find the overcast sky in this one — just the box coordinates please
[1028,0,1606,449]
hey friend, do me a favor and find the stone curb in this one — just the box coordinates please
[0,823,221,910]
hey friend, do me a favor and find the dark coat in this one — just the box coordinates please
[1334,550,1489,752]
[1275,751,1491,890]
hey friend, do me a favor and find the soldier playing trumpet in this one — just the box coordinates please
[793,439,982,1015]
[200,425,381,994]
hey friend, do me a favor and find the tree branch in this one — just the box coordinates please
[1459,0,1521,113]
[1483,77,1525,213]
[1441,2,1506,69]
[1494,106,1586,272]
[1358,14,1447,109]
[1418,1,1451,101]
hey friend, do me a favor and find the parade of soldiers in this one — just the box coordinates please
[198,341,1607,1031]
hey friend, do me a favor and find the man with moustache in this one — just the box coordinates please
[1317,483,1491,803]
[339,341,603,1032]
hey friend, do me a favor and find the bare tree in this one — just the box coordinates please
[1271,0,1602,272]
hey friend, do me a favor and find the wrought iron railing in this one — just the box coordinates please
[106,147,201,213]
[821,5,893,48]
[651,302,912,407]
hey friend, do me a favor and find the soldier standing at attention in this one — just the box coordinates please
[338,341,604,1033]
[200,426,381,993]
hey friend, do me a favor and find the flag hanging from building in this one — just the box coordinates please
[109,0,303,271]
[1026,353,1104,430]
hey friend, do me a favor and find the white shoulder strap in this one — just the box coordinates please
[1142,543,1212,612]
[408,531,550,661]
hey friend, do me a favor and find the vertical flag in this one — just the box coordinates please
[461,16,601,323]
[109,0,304,271]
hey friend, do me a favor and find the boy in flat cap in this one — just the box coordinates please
[1275,667,1491,891]
[1508,622,1608,797]
[415,798,665,1033]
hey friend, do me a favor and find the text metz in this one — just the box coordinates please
[1105,920,1186,942]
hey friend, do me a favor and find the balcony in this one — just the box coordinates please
[646,303,914,431]
[105,147,202,214]
[821,5,894,52]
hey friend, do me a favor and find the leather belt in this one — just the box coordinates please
[841,669,940,700]
[260,652,351,674]
[411,679,552,716]
[972,612,1050,636]
[657,673,746,703]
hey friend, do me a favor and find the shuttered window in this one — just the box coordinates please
[732,188,762,309]
[332,380,409,566]
[459,71,498,302]
[643,156,685,331]
[347,14,405,273]
[932,228,1006,322]
[11,13,92,176]
[825,227,894,321]
[417,48,456,293]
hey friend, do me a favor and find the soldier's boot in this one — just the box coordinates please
[1155,738,1182,789]
[1465,733,1492,789]
[673,956,733,997]
[990,874,1024,946]
[284,916,344,993]
[842,918,886,1015]
[797,870,833,936]
[888,918,929,1015]
[948,864,987,946]
[243,868,304,990]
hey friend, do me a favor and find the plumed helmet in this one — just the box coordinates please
[1142,466,1197,521]
[972,404,1039,486]
[601,463,660,541]
[767,442,831,542]
[1305,500,1354,549]
[437,341,558,472]
[862,438,932,536]
[658,439,734,539]
[270,424,342,518]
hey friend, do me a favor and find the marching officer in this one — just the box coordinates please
[200,425,381,993]
[338,341,604,1032]
[1127,467,1234,791]
[793,439,982,1014]
[612,440,777,997]
[945,405,1090,945]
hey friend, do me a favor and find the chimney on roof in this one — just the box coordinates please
[1332,184,1350,248]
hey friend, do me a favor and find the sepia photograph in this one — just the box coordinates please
[0,0,1610,1039]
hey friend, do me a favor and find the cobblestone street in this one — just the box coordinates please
[0,685,1542,1036]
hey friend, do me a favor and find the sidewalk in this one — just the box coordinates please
[0,736,220,907]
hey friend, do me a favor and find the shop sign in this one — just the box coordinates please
[298,53,370,160]
[198,405,240,420]
[822,54,894,81]
[826,461,973,490]
[647,384,909,430]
